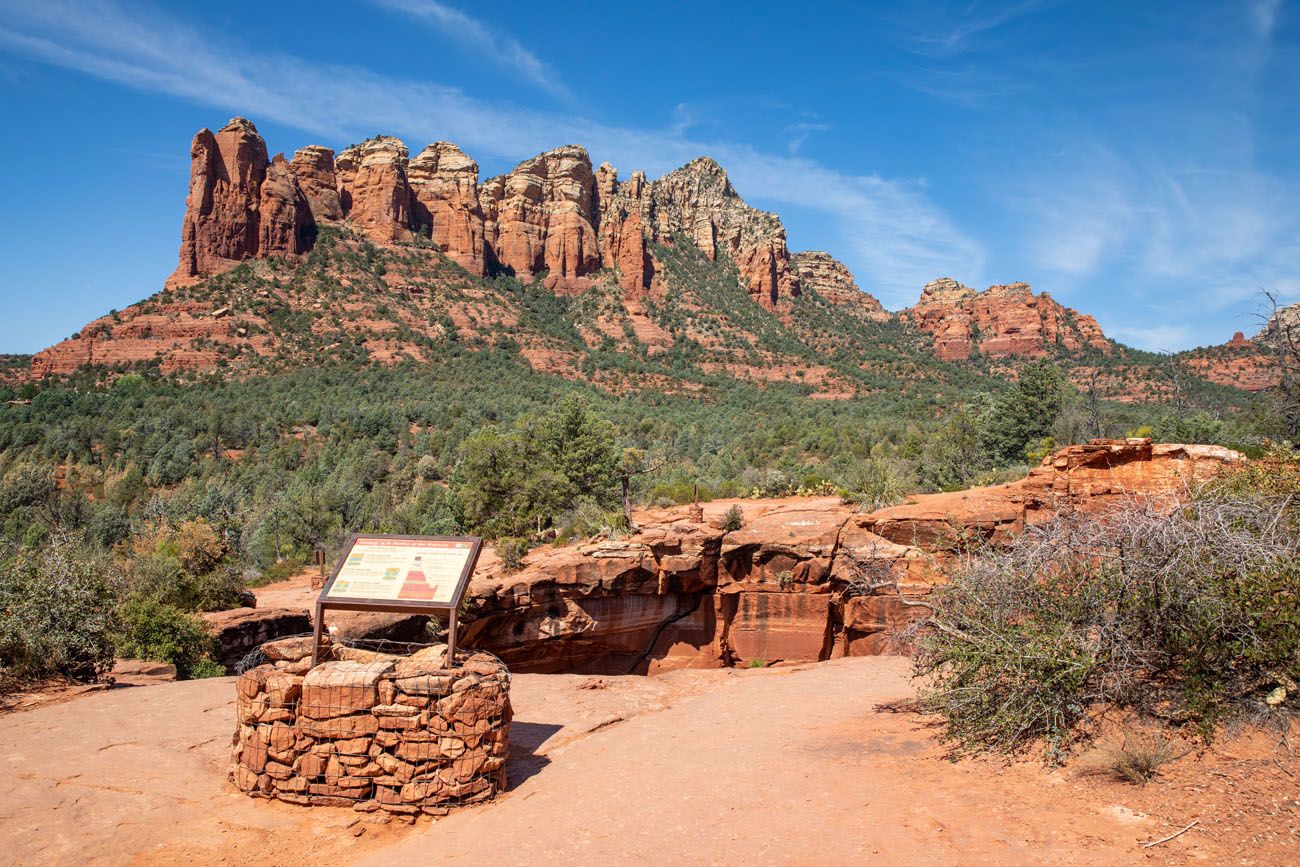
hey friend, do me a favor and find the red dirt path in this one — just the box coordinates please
[2,657,1295,866]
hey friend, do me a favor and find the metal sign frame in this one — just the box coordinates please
[310,533,483,667]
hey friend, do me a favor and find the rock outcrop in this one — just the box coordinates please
[166,118,808,310]
[594,163,652,297]
[407,143,486,275]
[335,137,412,244]
[1183,331,1281,392]
[290,146,343,222]
[480,145,601,285]
[256,155,312,261]
[645,158,799,309]
[903,278,1110,361]
[173,118,304,284]
[791,251,887,319]
[454,439,1243,673]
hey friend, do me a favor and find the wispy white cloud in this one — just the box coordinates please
[892,0,1046,58]
[0,0,983,309]
[1250,0,1282,39]
[369,0,573,103]
[784,121,830,155]
[1011,135,1300,316]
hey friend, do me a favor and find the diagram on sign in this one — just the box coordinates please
[324,538,475,606]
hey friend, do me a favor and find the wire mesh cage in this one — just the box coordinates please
[230,637,511,815]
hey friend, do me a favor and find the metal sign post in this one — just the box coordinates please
[310,534,482,668]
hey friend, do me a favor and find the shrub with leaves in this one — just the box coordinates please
[837,457,911,512]
[495,536,530,572]
[114,597,219,679]
[721,504,744,532]
[0,532,119,688]
[912,467,1300,759]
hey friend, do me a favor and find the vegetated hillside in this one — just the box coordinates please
[1,117,1292,692]
[26,115,1261,407]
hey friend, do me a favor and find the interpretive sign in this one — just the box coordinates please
[310,534,483,667]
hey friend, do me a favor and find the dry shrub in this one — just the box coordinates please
[1083,732,1180,784]
[911,469,1300,760]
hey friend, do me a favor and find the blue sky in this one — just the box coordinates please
[0,0,1296,354]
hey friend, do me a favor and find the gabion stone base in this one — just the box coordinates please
[230,645,511,814]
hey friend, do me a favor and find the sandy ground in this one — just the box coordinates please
[2,657,1296,866]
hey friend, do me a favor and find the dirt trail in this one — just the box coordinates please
[1,658,1295,866]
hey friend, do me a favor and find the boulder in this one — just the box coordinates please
[202,607,312,671]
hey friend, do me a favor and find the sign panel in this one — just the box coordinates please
[323,536,478,607]
[311,534,483,667]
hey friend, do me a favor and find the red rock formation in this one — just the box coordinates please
[257,155,312,259]
[290,145,343,222]
[790,251,887,319]
[903,278,1110,361]
[407,142,486,275]
[479,145,601,284]
[459,439,1244,671]
[29,302,266,378]
[1182,331,1280,392]
[172,118,270,284]
[335,137,412,244]
[594,163,652,296]
[169,118,315,287]
[165,119,818,316]
[647,158,799,309]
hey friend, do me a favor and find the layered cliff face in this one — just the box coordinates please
[408,142,486,275]
[38,115,1239,399]
[175,119,282,282]
[289,145,342,222]
[479,145,601,286]
[166,118,810,311]
[791,251,887,320]
[459,439,1243,673]
[335,137,412,245]
[903,278,1111,361]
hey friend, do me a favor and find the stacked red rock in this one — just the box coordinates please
[230,644,511,815]
[172,118,313,285]
[168,118,824,311]
[480,145,602,288]
[335,137,412,244]
[290,146,343,222]
[903,278,1111,361]
[407,142,486,275]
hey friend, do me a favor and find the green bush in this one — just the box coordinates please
[555,501,628,543]
[0,533,119,688]
[495,537,530,572]
[114,597,217,679]
[187,656,229,679]
[837,458,911,512]
[721,504,744,532]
